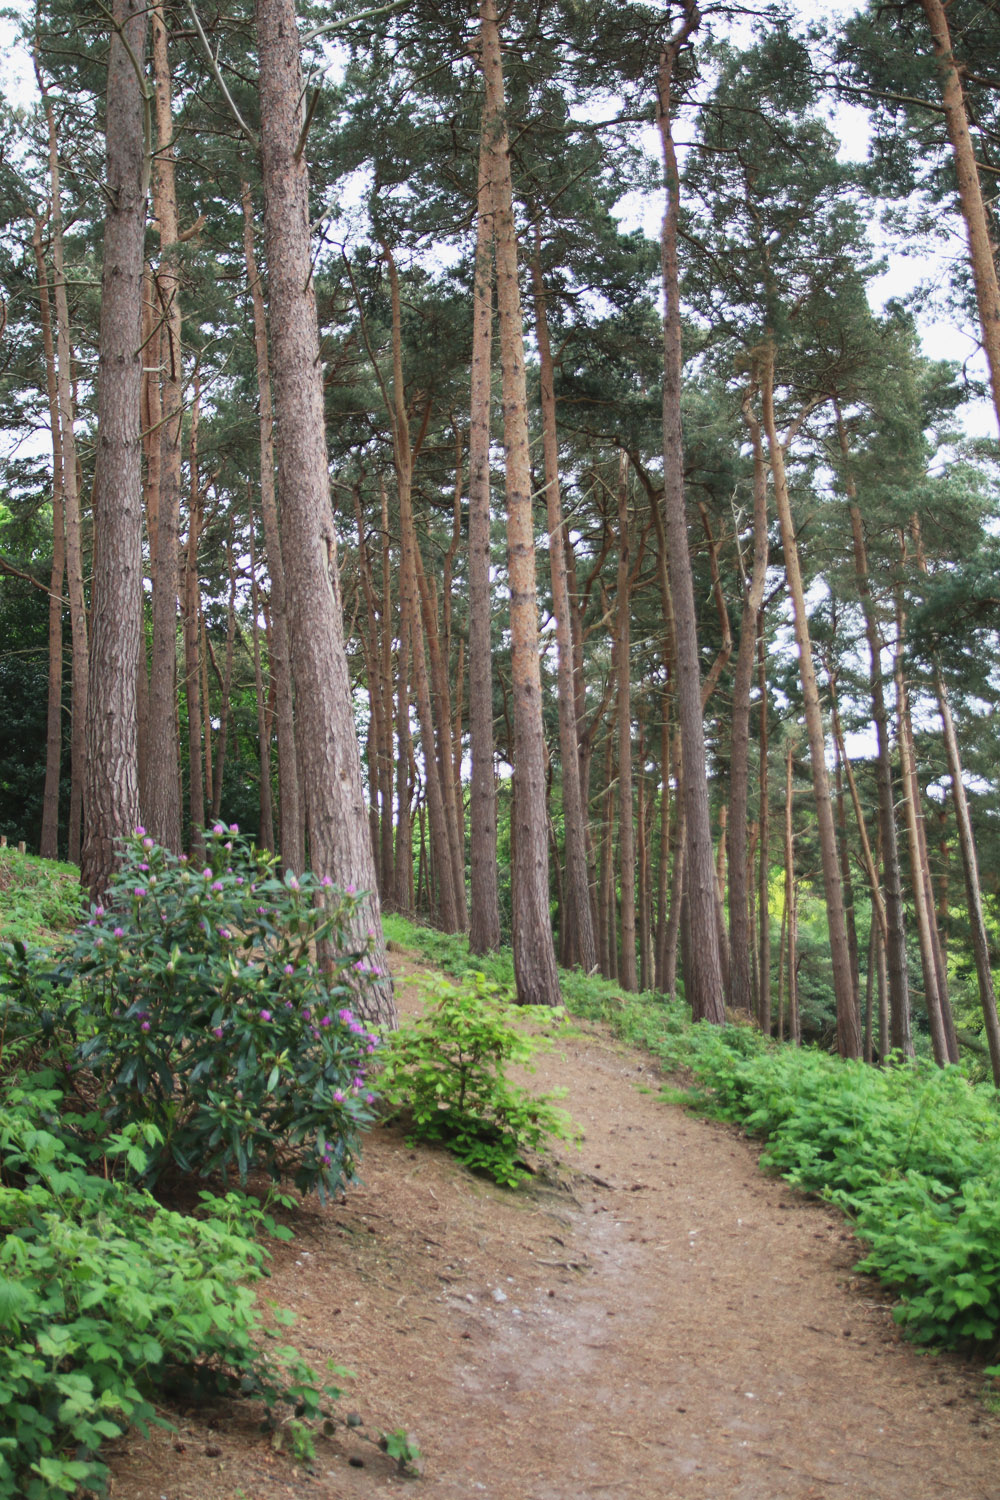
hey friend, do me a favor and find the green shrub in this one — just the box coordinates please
[4,826,382,1199]
[0,851,81,945]
[378,973,578,1186]
[0,1079,344,1499]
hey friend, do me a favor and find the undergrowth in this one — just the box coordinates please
[0,849,80,943]
[378,972,578,1185]
[0,834,388,1495]
[387,913,1000,1366]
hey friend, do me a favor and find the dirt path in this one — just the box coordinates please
[111,958,1000,1500]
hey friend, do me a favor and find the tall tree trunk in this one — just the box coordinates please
[838,407,912,1053]
[654,706,673,992]
[394,627,416,913]
[256,0,395,1026]
[893,586,952,1066]
[615,454,638,992]
[138,266,159,821]
[241,183,304,873]
[413,539,466,925]
[828,670,889,960]
[43,92,88,865]
[728,377,769,1013]
[81,0,148,898]
[209,531,237,819]
[598,729,615,979]
[656,4,724,1024]
[249,515,275,851]
[761,356,860,1057]
[756,620,772,1036]
[378,481,396,898]
[381,244,460,933]
[479,0,559,1005]
[353,487,388,891]
[933,673,1000,1082]
[33,215,66,861]
[918,0,1000,434]
[145,3,182,851]
[468,124,502,954]
[663,811,685,1001]
[831,691,861,1014]
[714,807,731,995]
[637,729,653,993]
[182,379,205,852]
[529,231,596,973]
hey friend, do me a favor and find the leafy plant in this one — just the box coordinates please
[378,973,578,1186]
[0,850,81,945]
[7,825,383,1199]
[0,1083,344,1499]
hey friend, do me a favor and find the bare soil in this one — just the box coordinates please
[108,954,1000,1500]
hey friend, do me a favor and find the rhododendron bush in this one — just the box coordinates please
[10,826,382,1198]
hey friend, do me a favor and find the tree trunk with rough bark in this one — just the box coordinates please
[43,93,88,865]
[81,0,148,899]
[656,4,725,1024]
[145,4,183,852]
[761,358,860,1057]
[838,407,913,1054]
[249,514,275,851]
[529,232,596,973]
[479,0,559,1005]
[615,454,638,992]
[918,0,1000,434]
[892,583,952,1066]
[33,214,66,861]
[467,123,502,954]
[728,376,769,1014]
[255,0,395,1026]
[756,621,772,1035]
[380,243,461,933]
[182,379,205,854]
[241,183,304,873]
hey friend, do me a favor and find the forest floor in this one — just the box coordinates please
[108,950,1000,1500]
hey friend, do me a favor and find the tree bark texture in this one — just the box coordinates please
[33,215,66,861]
[728,376,769,1014]
[839,410,913,1053]
[762,360,860,1057]
[656,4,725,1024]
[145,3,183,852]
[919,0,1000,434]
[81,0,148,899]
[615,454,638,991]
[241,183,304,873]
[893,580,953,1066]
[480,0,560,1005]
[467,126,502,953]
[44,96,88,865]
[182,379,205,853]
[530,233,597,973]
[381,244,461,933]
[255,0,395,1026]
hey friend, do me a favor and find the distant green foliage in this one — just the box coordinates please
[0,850,80,944]
[0,1078,344,1499]
[383,914,515,989]
[378,972,578,1187]
[3,825,381,1199]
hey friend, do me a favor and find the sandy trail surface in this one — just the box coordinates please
[110,956,999,1500]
